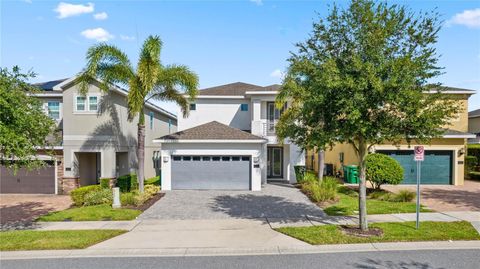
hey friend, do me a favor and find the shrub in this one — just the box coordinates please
[366,153,404,189]
[294,165,306,182]
[299,170,318,184]
[465,156,477,173]
[120,192,136,206]
[468,171,480,181]
[70,185,102,206]
[83,189,113,206]
[145,176,160,186]
[393,189,416,202]
[116,174,138,192]
[100,178,111,189]
[301,176,338,203]
[144,184,160,196]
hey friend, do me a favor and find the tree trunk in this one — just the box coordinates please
[357,138,368,231]
[317,149,325,182]
[137,123,145,193]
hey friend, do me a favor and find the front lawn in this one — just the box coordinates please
[0,230,126,251]
[276,221,480,245]
[37,205,141,222]
[323,186,432,216]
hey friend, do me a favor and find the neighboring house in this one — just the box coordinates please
[0,77,177,194]
[155,82,305,191]
[468,108,480,144]
[306,87,476,186]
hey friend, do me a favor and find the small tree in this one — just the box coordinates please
[365,153,404,190]
[276,0,459,230]
[0,67,58,171]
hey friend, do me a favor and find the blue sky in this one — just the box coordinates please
[1,0,479,114]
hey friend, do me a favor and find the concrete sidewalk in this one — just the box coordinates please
[1,240,479,260]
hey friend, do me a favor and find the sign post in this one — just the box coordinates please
[414,146,424,229]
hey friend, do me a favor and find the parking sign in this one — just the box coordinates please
[414,146,424,161]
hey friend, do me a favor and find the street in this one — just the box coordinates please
[2,249,479,269]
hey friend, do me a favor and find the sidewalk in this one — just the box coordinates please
[2,240,480,260]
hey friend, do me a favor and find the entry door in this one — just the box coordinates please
[268,147,283,178]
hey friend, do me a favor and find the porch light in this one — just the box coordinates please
[163,156,169,163]
[458,148,465,156]
[253,157,259,164]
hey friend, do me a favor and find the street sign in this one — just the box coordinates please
[414,146,424,161]
[414,145,424,229]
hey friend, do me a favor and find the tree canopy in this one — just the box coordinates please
[0,67,58,170]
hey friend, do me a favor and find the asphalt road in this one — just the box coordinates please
[1,249,479,269]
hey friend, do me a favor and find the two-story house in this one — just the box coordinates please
[306,87,476,186]
[0,77,177,194]
[155,82,305,191]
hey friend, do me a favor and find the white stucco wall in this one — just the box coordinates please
[178,98,252,131]
[160,142,264,191]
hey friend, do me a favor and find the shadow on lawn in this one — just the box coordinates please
[352,258,445,269]
[0,202,51,230]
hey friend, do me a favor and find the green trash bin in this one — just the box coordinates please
[343,165,359,184]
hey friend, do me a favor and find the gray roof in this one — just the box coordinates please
[198,82,280,96]
[434,86,476,93]
[469,109,480,118]
[441,129,475,137]
[33,79,69,91]
[158,121,265,141]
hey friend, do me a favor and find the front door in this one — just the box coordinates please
[267,147,283,178]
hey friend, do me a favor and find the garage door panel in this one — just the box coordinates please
[172,156,250,190]
[377,150,452,185]
[0,162,56,194]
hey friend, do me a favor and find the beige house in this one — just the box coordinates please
[306,87,476,186]
[0,77,177,194]
[467,109,480,144]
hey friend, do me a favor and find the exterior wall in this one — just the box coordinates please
[179,98,251,131]
[160,143,264,191]
[444,97,469,132]
[468,117,480,134]
[61,81,176,181]
[308,138,466,185]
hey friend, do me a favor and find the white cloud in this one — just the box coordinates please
[270,69,284,79]
[54,2,94,19]
[250,0,263,6]
[120,35,135,41]
[23,0,32,4]
[447,8,480,29]
[93,12,108,20]
[81,28,114,42]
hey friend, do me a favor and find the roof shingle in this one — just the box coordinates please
[198,82,280,96]
[158,121,265,141]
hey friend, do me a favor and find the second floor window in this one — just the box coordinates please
[76,96,86,111]
[149,112,154,130]
[189,103,196,111]
[47,101,60,120]
[241,104,248,111]
[89,96,98,111]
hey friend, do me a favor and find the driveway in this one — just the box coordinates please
[383,180,480,212]
[0,194,72,228]
[139,183,325,220]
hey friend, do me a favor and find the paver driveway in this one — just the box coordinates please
[139,183,325,220]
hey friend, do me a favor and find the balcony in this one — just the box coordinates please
[251,120,277,137]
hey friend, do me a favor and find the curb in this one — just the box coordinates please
[1,240,479,260]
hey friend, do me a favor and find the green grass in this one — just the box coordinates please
[37,205,141,221]
[145,176,161,186]
[276,221,480,245]
[0,230,126,251]
[323,186,432,216]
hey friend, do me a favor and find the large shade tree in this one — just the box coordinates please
[276,0,459,230]
[0,67,58,171]
[79,35,199,192]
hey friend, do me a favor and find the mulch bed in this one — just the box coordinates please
[340,225,383,237]
[123,193,165,211]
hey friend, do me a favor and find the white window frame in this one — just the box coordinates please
[149,111,154,130]
[74,94,100,114]
[47,101,61,120]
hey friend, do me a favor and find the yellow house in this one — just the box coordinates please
[306,87,476,185]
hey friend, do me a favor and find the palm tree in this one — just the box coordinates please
[78,35,198,192]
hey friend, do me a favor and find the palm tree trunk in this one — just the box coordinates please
[137,113,146,193]
[357,138,368,231]
[317,149,325,182]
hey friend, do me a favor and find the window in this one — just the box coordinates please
[168,119,172,134]
[212,156,220,161]
[76,96,86,111]
[183,156,191,161]
[47,101,60,119]
[241,156,250,161]
[88,96,98,111]
[202,156,211,161]
[232,156,240,161]
[241,104,248,111]
[149,112,154,130]
[189,103,196,111]
[173,156,181,161]
[222,156,230,161]
[192,156,201,161]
